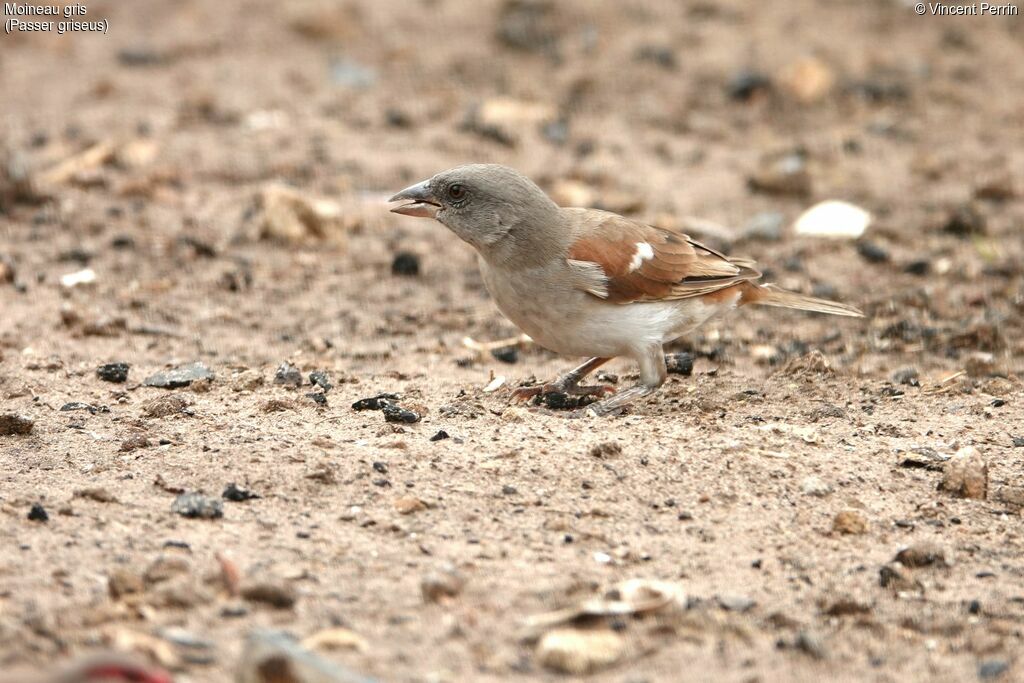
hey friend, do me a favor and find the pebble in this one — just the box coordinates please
[143,362,214,389]
[237,630,374,683]
[794,631,826,659]
[383,403,420,424]
[879,562,922,592]
[308,370,332,392]
[142,395,193,418]
[832,510,868,535]
[590,441,622,458]
[352,393,400,411]
[978,660,1009,680]
[391,251,420,276]
[429,430,450,442]
[97,362,130,383]
[899,447,949,471]
[665,352,694,375]
[0,413,35,435]
[800,475,832,497]
[942,204,986,237]
[222,483,259,502]
[59,268,96,288]
[61,402,109,414]
[794,200,871,239]
[171,492,223,519]
[74,487,117,503]
[741,211,785,242]
[894,543,949,568]
[717,594,756,612]
[120,434,152,452]
[305,392,328,406]
[939,446,988,500]
[856,241,890,263]
[274,362,303,387]
[748,152,811,196]
[904,259,930,276]
[241,581,297,609]
[420,564,465,603]
[728,70,772,101]
[491,346,519,364]
[394,496,427,515]
[108,568,144,599]
[536,629,625,674]
[28,502,48,522]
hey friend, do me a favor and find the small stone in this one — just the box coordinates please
[261,399,293,413]
[142,395,192,418]
[501,484,518,496]
[97,362,130,383]
[779,57,834,103]
[822,598,871,616]
[939,446,988,500]
[74,487,117,503]
[832,510,868,535]
[0,413,34,435]
[892,368,920,386]
[993,486,1024,508]
[904,259,930,276]
[222,483,259,502]
[171,492,223,519]
[728,70,772,101]
[308,370,332,392]
[900,446,949,471]
[241,581,297,609]
[741,211,784,241]
[394,496,427,515]
[748,151,811,197]
[28,502,48,522]
[230,370,264,392]
[942,204,986,237]
[382,403,420,424]
[978,660,1010,680]
[1013,436,1024,448]
[800,475,832,497]
[856,241,890,263]
[794,200,871,239]
[352,393,399,411]
[143,556,192,585]
[120,433,152,452]
[879,562,923,592]
[305,392,328,406]
[391,252,420,276]
[143,362,214,389]
[61,402,108,414]
[794,631,826,659]
[429,430,450,442]
[491,346,519,364]
[894,543,949,568]
[537,629,625,674]
[717,594,756,612]
[665,352,694,375]
[108,568,144,599]
[589,441,622,458]
[420,564,465,603]
[274,362,303,387]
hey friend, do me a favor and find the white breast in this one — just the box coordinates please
[479,259,740,359]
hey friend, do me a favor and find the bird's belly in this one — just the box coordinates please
[481,262,740,358]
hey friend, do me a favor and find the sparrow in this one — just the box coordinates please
[389,164,863,416]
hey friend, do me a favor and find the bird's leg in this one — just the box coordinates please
[511,357,613,403]
[580,344,667,417]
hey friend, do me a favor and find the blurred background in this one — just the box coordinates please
[1,1,1023,681]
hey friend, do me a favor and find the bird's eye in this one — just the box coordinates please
[447,184,466,201]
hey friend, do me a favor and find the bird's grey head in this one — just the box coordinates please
[389,164,561,263]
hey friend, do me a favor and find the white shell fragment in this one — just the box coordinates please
[483,375,506,393]
[794,200,871,239]
[60,268,97,288]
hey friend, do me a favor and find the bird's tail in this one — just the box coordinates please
[741,283,864,317]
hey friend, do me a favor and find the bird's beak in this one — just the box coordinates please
[389,180,440,218]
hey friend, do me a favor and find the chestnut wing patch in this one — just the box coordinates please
[566,214,760,304]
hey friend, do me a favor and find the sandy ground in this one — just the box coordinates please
[1,1,1024,681]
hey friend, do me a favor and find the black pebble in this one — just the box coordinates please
[306,392,328,406]
[352,393,400,411]
[309,370,332,392]
[856,241,890,263]
[904,259,930,276]
[373,461,389,474]
[382,403,420,423]
[728,70,772,101]
[1012,436,1024,448]
[222,483,259,502]
[430,430,450,442]
[665,353,694,376]
[97,362,130,383]
[28,503,48,522]
[391,252,420,277]
[491,346,519,364]
[501,484,518,495]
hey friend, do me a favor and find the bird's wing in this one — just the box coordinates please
[564,209,761,304]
